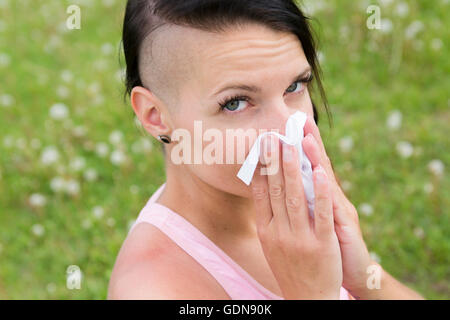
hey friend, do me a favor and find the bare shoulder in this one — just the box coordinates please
[108,222,230,300]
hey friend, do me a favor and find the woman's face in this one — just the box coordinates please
[147,23,314,198]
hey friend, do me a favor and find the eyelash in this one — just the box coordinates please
[218,73,314,112]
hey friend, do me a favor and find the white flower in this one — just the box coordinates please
[0,93,14,107]
[341,180,352,192]
[131,138,153,154]
[50,176,66,193]
[110,149,126,166]
[40,146,60,165]
[343,161,353,171]
[101,42,114,55]
[413,227,425,239]
[369,251,381,263]
[65,179,80,196]
[69,157,86,172]
[16,138,26,150]
[82,219,92,229]
[0,0,10,9]
[386,110,402,130]
[3,135,13,148]
[359,203,374,216]
[106,217,116,227]
[92,206,104,219]
[30,138,41,149]
[72,126,87,137]
[56,85,70,98]
[46,282,57,294]
[31,223,45,237]
[115,68,126,82]
[423,182,434,194]
[395,2,409,17]
[49,103,69,120]
[102,0,116,7]
[379,0,393,7]
[83,168,98,182]
[317,51,325,63]
[431,38,443,51]
[87,82,101,95]
[380,18,393,34]
[95,142,109,158]
[60,70,73,83]
[93,59,108,71]
[428,159,444,177]
[0,52,10,67]
[339,136,354,153]
[301,0,326,15]
[130,185,140,194]
[405,21,424,39]
[109,130,123,145]
[396,141,414,158]
[134,116,143,128]
[29,193,47,207]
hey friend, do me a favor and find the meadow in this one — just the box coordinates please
[0,0,448,299]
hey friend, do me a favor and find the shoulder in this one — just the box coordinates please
[108,221,230,299]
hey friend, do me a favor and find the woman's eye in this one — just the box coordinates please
[222,99,249,112]
[285,81,304,94]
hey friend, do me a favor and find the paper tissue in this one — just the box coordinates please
[236,111,315,218]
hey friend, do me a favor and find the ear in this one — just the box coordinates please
[130,86,171,138]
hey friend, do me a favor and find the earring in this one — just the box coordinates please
[158,134,172,144]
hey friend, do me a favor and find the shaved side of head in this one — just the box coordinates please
[138,24,198,110]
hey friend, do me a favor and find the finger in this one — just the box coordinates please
[262,135,290,231]
[303,115,326,154]
[282,142,310,233]
[303,133,343,198]
[303,116,334,174]
[312,164,334,238]
[303,133,337,184]
[302,133,322,169]
[250,162,273,230]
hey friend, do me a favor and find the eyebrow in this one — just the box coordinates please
[212,66,312,97]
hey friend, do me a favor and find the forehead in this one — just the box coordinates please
[186,23,307,84]
[149,23,308,100]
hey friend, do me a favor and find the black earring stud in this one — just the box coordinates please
[158,134,171,144]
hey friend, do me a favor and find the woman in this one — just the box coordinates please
[108,0,424,300]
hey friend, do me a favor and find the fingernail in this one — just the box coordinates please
[282,143,293,162]
[315,164,327,183]
[304,133,315,144]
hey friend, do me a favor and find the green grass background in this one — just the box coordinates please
[0,0,448,299]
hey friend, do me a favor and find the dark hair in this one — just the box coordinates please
[122,0,331,145]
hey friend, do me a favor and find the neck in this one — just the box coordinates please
[156,162,258,242]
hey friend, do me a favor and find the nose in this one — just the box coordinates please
[263,104,296,135]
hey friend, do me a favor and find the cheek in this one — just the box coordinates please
[300,89,314,118]
[191,163,253,198]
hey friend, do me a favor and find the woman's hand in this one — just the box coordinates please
[250,134,343,300]
[302,115,375,298]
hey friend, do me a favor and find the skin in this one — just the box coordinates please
[108,22,424,300]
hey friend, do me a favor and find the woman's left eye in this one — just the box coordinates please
[285,81,304,94]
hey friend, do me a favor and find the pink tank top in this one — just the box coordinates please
[128,182,350,300]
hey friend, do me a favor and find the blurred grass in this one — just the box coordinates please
[0,0,448,299]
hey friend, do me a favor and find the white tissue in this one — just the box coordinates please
[236,111,315,218]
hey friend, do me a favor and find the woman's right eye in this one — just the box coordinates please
[219,96,250,113]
